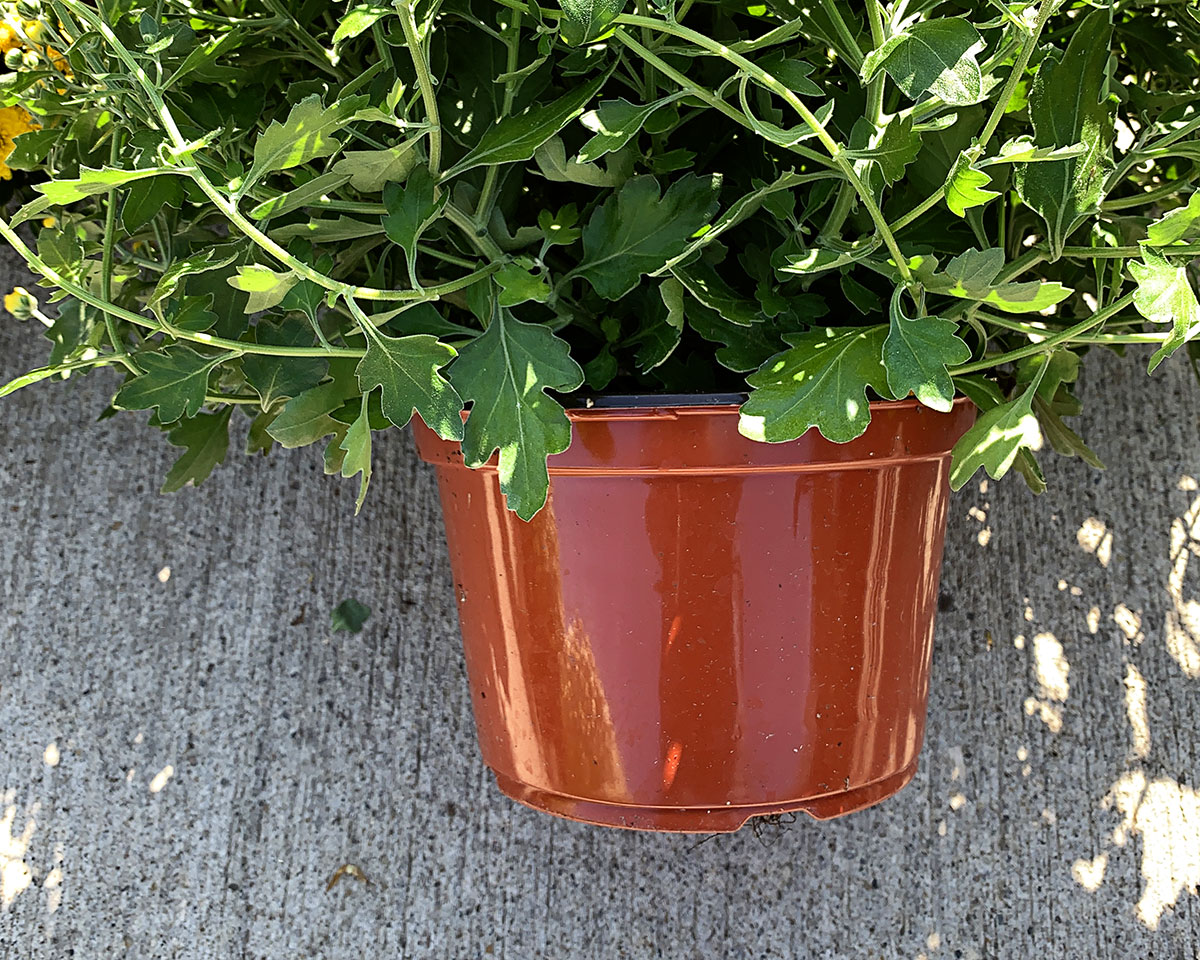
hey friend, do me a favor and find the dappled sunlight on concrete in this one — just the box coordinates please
[1164,483,1200,678]
[1071,479,1200,929]
[1023,631,1069,733]
[1,790,37,909]
[1103,771,1200,930]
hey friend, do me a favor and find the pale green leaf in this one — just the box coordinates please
[248,172,353,219]
[1146,192,1200,247]
[496,263,552,306]
[249,94,369,182]
[556,0,626,45]
[333,5,392,43]
[949,385,1042,489]
[338,400,373,512]
[946,146,999,216]
[1130,249,1200,372]
[227,265,299,313]
[36,167,181,206]
[332,144,416,192]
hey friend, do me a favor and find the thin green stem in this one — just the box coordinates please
[977,310,1176,344]
[397,0,442,176]
[611,29,833,171]
[101,128,138,374]
[0,216,362,359]
[616,14,913,283]
[475,6,522,227]
[865,1,886,124]
[444,202,506,261]
[950,292,1137,374]
[818,0,863,70]
[57,0,458,304]
[978,0,1053,147]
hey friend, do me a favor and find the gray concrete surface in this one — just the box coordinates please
[1,244,1199,959]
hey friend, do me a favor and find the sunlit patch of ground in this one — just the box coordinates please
[1071,480,1200,929]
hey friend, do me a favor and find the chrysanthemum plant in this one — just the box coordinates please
[0,0,1198,518]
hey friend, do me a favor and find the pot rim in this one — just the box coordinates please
[563,393,973,420]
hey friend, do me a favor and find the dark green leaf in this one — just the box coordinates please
[883,288,970,412]
[331,598,371,633]
[267,380,356,448]
[447,74,607,177]
[740,326,893,443]
[579,95,681,163]
[382,167,444,279]
[865,19,984,106]
[161,408,232,493]
[356,330,463,439]
[114,347,221,422]
[576,174,719,299]
[242,319,328,408]
[1013,11,1115,258]
[121,175,184,232]
[449,311,584,520]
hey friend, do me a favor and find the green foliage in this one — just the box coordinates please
[1,0,1197,519]
[331,598,371,633]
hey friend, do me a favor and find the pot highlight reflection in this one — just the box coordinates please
[414,399,975,833]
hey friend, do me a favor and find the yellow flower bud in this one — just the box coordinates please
[5,286,36,320]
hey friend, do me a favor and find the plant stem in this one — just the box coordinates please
[444,202,506,261]
[818,0,863,71]
[101,128,138,374]
[616,13,914,284]
[611,30,834,170]
[397,0,442,177]
[0,215,360,357]
[474,6,522,227]
[58,0,461,304]
[977,0,1054,147]
[976,310,1178,343]
[950,292,1137,374]
[865,1,886,123]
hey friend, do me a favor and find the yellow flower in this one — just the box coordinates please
[0,103,39,179]
[5,286,35,319]
[41,215,55,227]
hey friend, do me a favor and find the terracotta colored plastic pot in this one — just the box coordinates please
[413,396,975,833]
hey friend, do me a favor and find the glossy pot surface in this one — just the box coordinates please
[413,398,975,832]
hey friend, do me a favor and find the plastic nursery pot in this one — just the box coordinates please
[412,395,976,833]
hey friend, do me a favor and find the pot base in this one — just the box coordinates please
[492,761,919,834]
